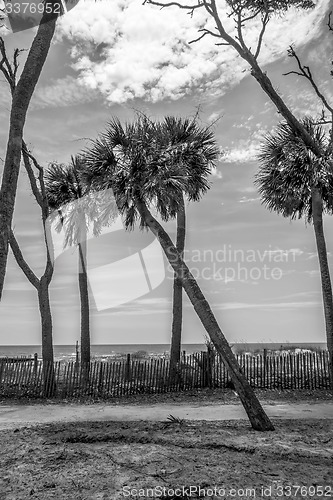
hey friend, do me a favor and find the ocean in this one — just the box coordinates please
[0,342,327,361]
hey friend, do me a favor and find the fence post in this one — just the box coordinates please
[75,341,79,365]
[201,351,213,388]
[33,353,38,376]
[263,349,267,388]
[125,353,131,381]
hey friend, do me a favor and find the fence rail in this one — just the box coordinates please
[0,351,331,398]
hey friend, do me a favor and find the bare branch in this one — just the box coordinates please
[202,0,213,16]
[0,38,25,94]
[144,0,325,158]
[241,9,262,23]
[0,7,8,29]
[209,0,246,55]
[13,48,26,82]
[0,35,53,282]
[22,144,43,174]
[143,0,205,11]
[328,11,332,31]
[283,70,303,77]
[236,10,247,50]
[254,10,269,59]
[284,45,333,117]
[189,28,220,44]
[9,231,40,289]
[313,120,333,125]
[188,32,208,44]
[0,37,15,93]
[21,142,53,281]
[21,142,43,208]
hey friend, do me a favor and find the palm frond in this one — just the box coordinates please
[45,156,118,249]
[82,113,219,230]
[255,117,333,223]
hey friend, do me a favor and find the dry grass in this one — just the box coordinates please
[0,416,332,499]
[1,387,332,406]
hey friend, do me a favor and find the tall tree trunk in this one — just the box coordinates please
[0,5,58,300]
[311,187,333,387]
[136,199,274,431]
[78,240,91,365]
[170,195,186,374]
[9,230,55,396]
[38,275,55,397]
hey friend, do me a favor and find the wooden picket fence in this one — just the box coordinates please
[0,351,331,398]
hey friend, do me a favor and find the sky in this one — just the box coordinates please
[0,0,333,347]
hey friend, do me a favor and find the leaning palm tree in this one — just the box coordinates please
[83,115,274,432]
[255,117,333,386]
[153,116,217,374]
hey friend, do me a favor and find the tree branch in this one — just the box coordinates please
[0,37,16,94]
[0,37,54,285]
[21,142,43,208]
[144,0,325,157]
[313,120,333,125]
[9,230,40,289]
[143,0,205,12]
[188,28,220,44]
[284,45,333,117]
[235,9,247,50]
[254,10,269,59]
[21,142,53,282]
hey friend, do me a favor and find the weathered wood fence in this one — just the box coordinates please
[0,351,331,398]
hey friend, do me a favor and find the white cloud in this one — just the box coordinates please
[238,186,257,194]
[216,300,320,310]
[304,269,320,277]
[55,0,328,105]
[211,166,223,179]
[288,248,304,257]
[239,196,260,204]
[32,75,100,109]
[223,142,261,163]
[208,111,223,123]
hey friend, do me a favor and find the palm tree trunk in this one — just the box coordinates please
[0,5,58,301]
[38,275,55,397]
[170,195,186,375]
[78,240,91,365]
[311,187,333,387]
[136,198,274,431]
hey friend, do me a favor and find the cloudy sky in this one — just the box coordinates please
[0,0,333,347]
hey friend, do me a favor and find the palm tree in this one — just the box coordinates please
[45,155,117,367]
[83,115,274,432]
[153,116,217,374]
[255,117,333,386]
[45,157,91,365]
[45,156,118,368]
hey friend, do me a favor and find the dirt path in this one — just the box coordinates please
[0,402,332,429]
